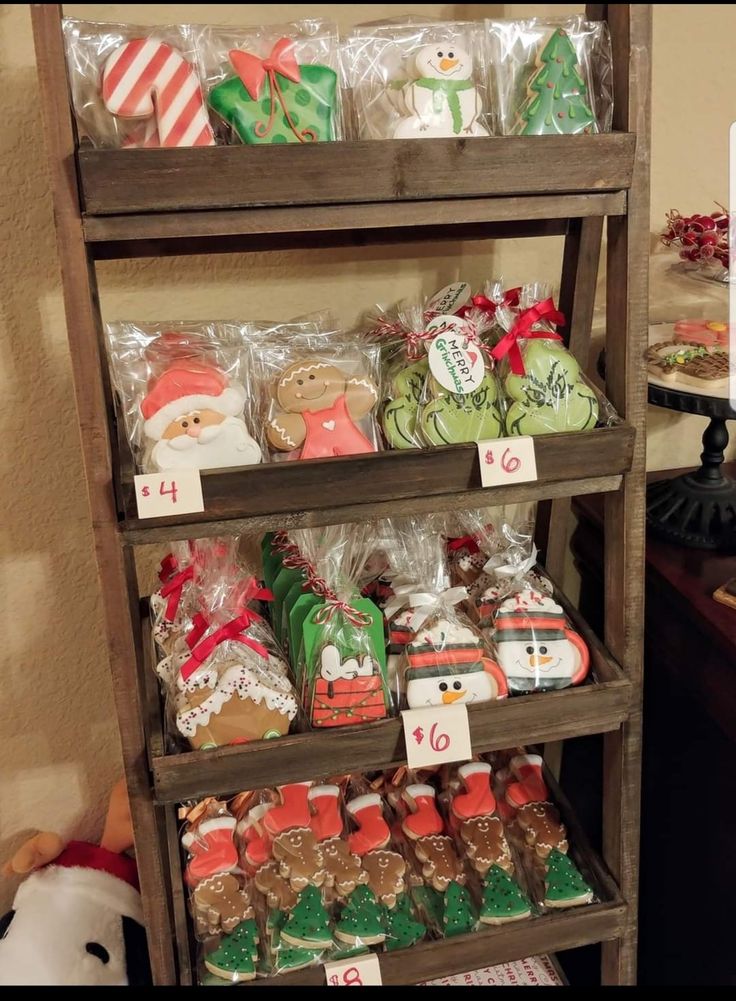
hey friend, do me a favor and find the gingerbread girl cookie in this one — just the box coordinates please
[272,828,326,891]
[267,359,378,459]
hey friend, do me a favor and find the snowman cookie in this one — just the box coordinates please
[393,44,489,139]
[267,359,378,459]
[493,590,589,693]
[404,619,507,708]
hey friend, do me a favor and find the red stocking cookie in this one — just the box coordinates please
[401,784,444,840]
[308,785,343,841]
[264,782,312,837]
[451,763,496,820]
[182,817,239,887]
[505,754,549,809]
[346,794,391,856]
[238,804,273,870]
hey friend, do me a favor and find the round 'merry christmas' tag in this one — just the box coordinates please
[427,315,485,396]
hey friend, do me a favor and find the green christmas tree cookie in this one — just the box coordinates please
[267,909,324,974]
[385,893,427,952]
[514,28,598,136]
[204,918,259,982]
[480,865,532,925]
[420,373,504,446]
[442,881,477,938]
[544,849,594,908]
[280,885,334,949]
[335,885,386,946]
[505,340,599,436]
[381,358,429,449]
[209,47,337,145]
[411,884,445,930]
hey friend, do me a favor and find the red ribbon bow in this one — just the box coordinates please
[447,536,480,555]
[158,554,178,583]
[180,612,269,684]
[229,39,316,143]
[232,577,274,612]
[185,613,210,650]
[160,566,194,622]
[458,287,522,320]
[491,298,565,376]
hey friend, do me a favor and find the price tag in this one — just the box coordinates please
[325,954,382,987]
[401,705,472,770]
[134,470,204,519]
[477,436,537,488]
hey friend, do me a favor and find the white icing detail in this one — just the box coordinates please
[346,377,378,399]
[269,419,297,449]
[346,793,382,816]
[320,644,375,682]
[280,363,333,386]
[176,664,298,738]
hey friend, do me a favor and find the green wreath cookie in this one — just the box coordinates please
[420,373,504,446]
[504,340,599,436]
[381,358,429,449]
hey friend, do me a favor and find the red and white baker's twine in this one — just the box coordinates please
[281,536,370,627]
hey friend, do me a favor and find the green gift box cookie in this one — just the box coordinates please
[209,39,338,145]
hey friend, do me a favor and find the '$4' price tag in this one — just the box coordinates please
[401,704,473,770]
[477,435,537,489]
[134,470,204,519]
[324,954,382,987]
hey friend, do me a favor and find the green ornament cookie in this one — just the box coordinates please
[480,865,532,925]
[442,881,477,938]
[381,358,429,449]
[334,885,386,946]
[544,849,594,908]
[385,893,426,951]
[209,63,337,145]
[204,918,259,982]
[420,373,504,446]
[504,340,599,436]
[280,885,333,949]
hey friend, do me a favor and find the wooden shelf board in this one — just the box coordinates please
[83,192,627,260]
[119,424,635,544]
[78,133,636,217]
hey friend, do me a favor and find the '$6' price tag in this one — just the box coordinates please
[324,954,382,987]
[477,435,537,489]
[401,704,472,770]
[134,470,204,519]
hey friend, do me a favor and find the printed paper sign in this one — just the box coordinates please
[427,315,485,395]
[427,281,471,315]
[134,470,204,519]
[325,954,382,987]
[401,705,472,770]
[477,436,538,488]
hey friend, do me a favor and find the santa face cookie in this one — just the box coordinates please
[267,360,378,460]
[393,44,488,139]
[141,362,261,472]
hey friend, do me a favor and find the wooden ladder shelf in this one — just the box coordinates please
[31,2,650,986]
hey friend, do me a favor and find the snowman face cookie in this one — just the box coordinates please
[414,44,473,82]
[406,666,495,708]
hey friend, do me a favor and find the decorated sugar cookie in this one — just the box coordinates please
[420,373,504,446]
[381,358,428,449]
[504,341,599,436]
[405,619,507,708]
[267,360,378,459]
[513,28,597,136]
[647,340,731,395]
[393,44,488,139]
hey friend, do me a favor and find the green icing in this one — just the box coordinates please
[442,881,477,938]
[662,345,710,366]
[205,918,259,980]
[411,884,445,930]
[209,64,337,144]
[281,886,333,947]
[544,849,594,907]
[504,339,599,436]
[267,909,323,973]
[384,893,426,951]
[381,357,429,449]
[414,77,474,135]
[334,885,386,944]
[515,28,597,136]
[480,865,532,923]
[420,372,504,445]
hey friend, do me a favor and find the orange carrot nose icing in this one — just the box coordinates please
[440,57,459,71]
[442,689,466,703]
[529,654,554,668]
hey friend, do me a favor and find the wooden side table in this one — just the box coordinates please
[571,466,736,985]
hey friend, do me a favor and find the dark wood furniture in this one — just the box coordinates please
[31,3,650,985]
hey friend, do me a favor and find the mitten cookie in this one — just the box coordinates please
[361,850,406,909]
[272,828,326,891]
[414,835,465,892]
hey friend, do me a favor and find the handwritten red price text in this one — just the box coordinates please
[330,967,363,987]
[412,722,451,753]
[140,480,178,504]
[484,447,522,475]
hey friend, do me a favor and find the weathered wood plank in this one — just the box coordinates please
[78,133,637,215]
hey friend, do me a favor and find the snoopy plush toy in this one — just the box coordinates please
[0,780,151,986]
[393,42,489,138]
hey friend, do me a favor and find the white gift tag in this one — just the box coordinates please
[427,315,485,396]
[325,954,382,987]
[401,705,472,770]
[134,470,204,519]
[427,281,471,315]
[477,436,538,488]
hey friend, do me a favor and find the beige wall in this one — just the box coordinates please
[0,4,733,911]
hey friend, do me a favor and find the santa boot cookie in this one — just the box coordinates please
[238,804,273,870]
[182,817,239,887]
[451,762,496,821]
[505,754,548,810]
[264,782,312,837]
[308,785,343,842]
[346,794,390,856]
[401,785,444,841]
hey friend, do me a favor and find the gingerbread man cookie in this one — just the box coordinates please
[320,839,368,899]
[267,359,378,459]
[413,835,465,892]
[272,828,326,891]
[192,873,253,937]
[254,861,299,912]
[460,816,514,877]
[361,850,406,909]
[516,802,569,861]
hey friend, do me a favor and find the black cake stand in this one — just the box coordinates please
[647,380,736,551]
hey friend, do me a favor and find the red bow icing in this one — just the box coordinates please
[229,38,317,143]
[491,297,565,376]
[179,612,269,684]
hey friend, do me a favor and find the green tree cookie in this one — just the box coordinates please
[385,893,426,951]
[209,64,337,145]
[280,885,333,949]
[420,373,504,446]
[514,28,597,136]
[382,358,429,449]
[480,865,532,925]
[267,910,324,974]
[442,881,477,938]
[334,885,386,946]
[505,340,599,436]
[411,884,445,930]
[544,849,594,908]
[204,918,259,982]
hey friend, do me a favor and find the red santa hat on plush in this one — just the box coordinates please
[141,363,246,441]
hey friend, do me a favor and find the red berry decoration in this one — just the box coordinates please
[661,206,730,277]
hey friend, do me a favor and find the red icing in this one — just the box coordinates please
[347,798,390,856]
[402,791,444,839]
[309,789,343,841]
[264,783,312,836]
[452,767,496,820]
[185,823,238,885]
[300,394,375,459]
